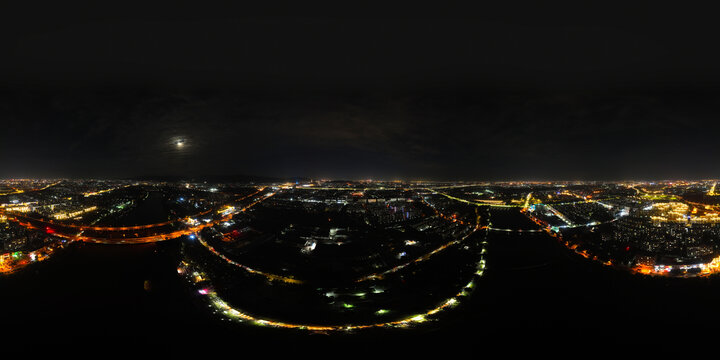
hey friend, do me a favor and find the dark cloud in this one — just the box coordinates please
[1,3,720,180]
[2,89,720,180]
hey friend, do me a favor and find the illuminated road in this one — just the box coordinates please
[427,188,522,208]
[82,184,133,197]
[0,182,488,333]
[175,187,490,333]
[0,188,270,274]
[0,180,63,196]
[4,210,212,231]
[191,191,306,284]
[518,198,720,277]
[192,188,487,286]
[178,232,488,333]
[196,232,302,284]
[0,188,264,244]
[355,226,480,282]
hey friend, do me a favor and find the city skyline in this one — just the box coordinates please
[3,177,720,350]
[4,2,720,351]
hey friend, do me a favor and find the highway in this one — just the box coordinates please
[0,188,264,242]
[0,188,268,272]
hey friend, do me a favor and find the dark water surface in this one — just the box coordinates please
[98,190,171,226]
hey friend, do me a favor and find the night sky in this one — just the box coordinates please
[2,2,720,181]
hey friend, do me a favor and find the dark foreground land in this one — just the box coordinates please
[3,229,720,354]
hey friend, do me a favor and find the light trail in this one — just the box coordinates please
[486,227,543,233]
[82,184,133,197]
[190,191,304,284]
[195,188,484,286]
[0,180,62,195]
[355,227,479,282]
[4,209,213,231]
[196,233,302,284]
[427,188,522,208]
[0,188,269,273]
[291,187,406,191]
[177,233,488,332]
[1,188,264,239]
[339,190,488,282]
[422,188,545,234]
[522,192,533,211]
[77,190,270,244]
[542,204,574,226]
[523,206,631,271]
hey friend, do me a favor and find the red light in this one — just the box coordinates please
[45,227,55,234]
[625,246,630,251]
